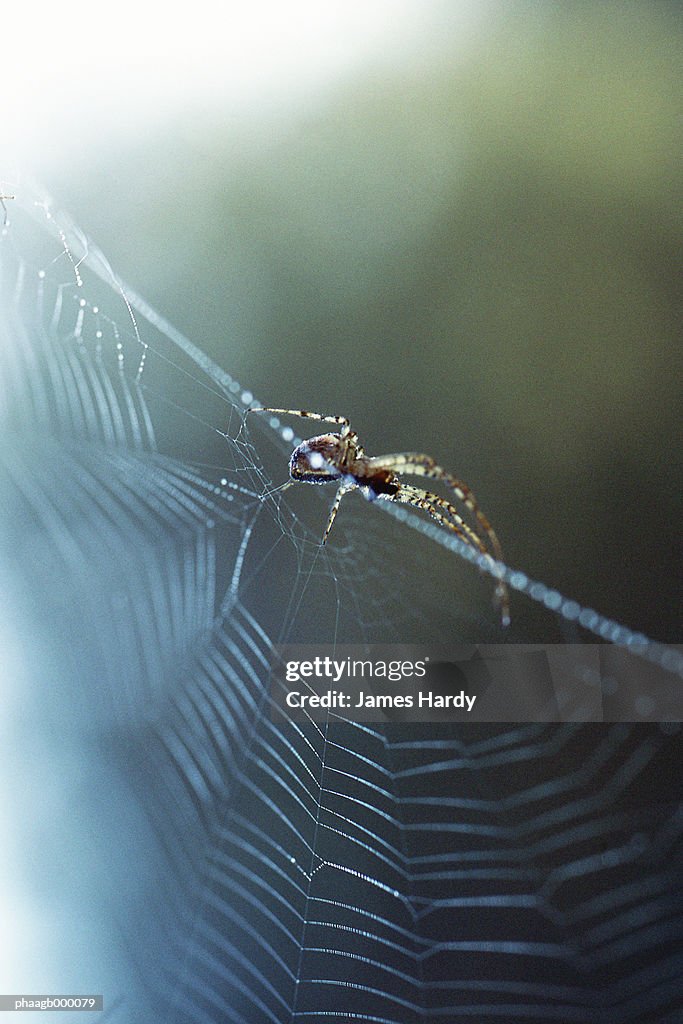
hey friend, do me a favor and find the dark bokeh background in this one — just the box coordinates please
[48,2,681,641]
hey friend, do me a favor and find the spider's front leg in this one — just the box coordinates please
[248,407,351,436]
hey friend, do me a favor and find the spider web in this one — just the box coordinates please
[0,186,681,1024]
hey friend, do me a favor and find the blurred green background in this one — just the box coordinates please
[47,2,681,640]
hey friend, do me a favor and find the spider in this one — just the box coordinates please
[249,407,510,626]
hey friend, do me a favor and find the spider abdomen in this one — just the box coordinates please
[361,467,400,499]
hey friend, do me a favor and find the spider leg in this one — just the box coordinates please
[388,483,486,555]
[321,482,355,544]
[386,482,510,627]
[248,408,351,434]
[370,452,504,562]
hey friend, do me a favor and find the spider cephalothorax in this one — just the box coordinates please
[249,407,510,625]
[289,434,346,483]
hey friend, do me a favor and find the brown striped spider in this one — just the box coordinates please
[249,407,510,626]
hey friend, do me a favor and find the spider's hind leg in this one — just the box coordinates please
[390,483,486,556]
[388,482,510,627]
[370,452,505,562]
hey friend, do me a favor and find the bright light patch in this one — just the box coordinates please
[0,1,479,168]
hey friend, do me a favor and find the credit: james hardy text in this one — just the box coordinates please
[285,689,476,712]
